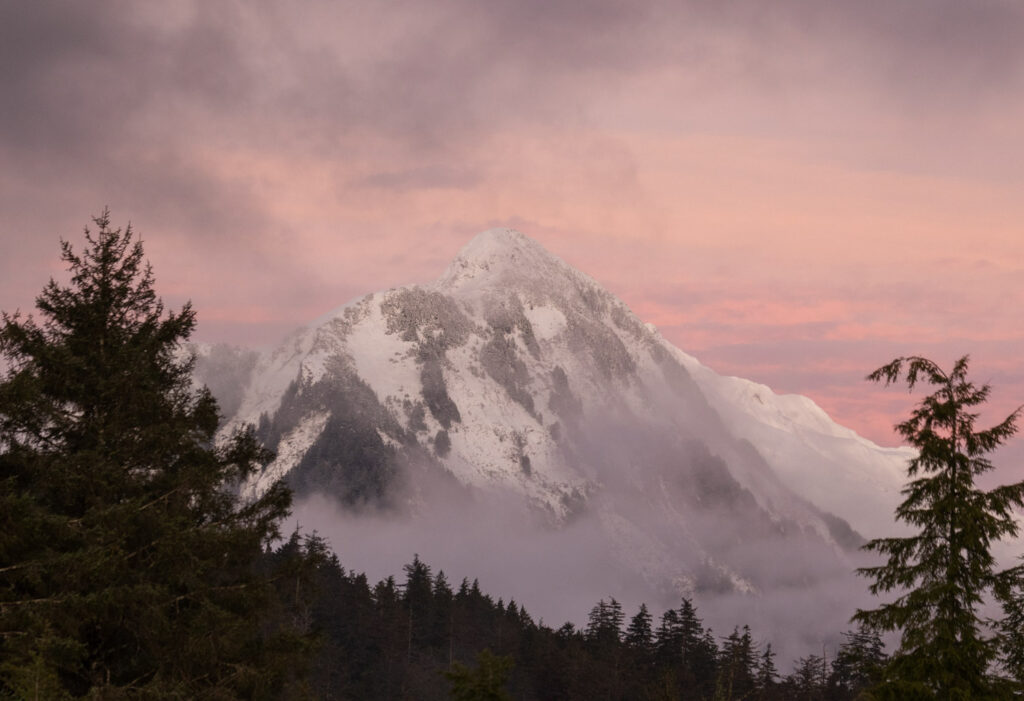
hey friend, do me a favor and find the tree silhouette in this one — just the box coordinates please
[0,212,306,698]
[854,355,1024,699]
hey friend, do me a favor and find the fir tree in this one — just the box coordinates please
[993,562,1024,692]
[716,626,756,700]
[828,626,886,699]
[787,654,827,701]
[678,598,711,671]
[403,553,434,660]
[444,648,513,701]
[585,598,624,646]
[854,355,1024,699]
[0,212,307,698]
[583,598,625,698]
[432,569,455,659]
[654,607,682,667]
[624,603,653,654]
[755,643,779,700]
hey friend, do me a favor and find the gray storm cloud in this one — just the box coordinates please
[4,0,1023,260]
[4,1,1023,169]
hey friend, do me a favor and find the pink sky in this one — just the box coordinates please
[2,1,1023,451]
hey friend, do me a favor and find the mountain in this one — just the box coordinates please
[197,228,912,653]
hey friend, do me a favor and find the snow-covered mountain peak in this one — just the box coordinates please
[437,228,587,297]
[448,227,541,268]
[459,226,532,255]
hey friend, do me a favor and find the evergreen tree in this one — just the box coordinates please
[622,603,654,697]
[0,212,306,698]
[403,553,434,659]
[854,355,1024,699]
[654,607,682,667]
[624,603,653,654]
[585,598,624,646]
[993,562,1024,692]
[583,598,625,698]
[444,648,514,701]
[786,654,827,701]
[716,626,756,700]
[699,628,721,697]
[828,626,886,699]
[679,598,716,687]
[432,569,455,659]
[755,643,779,700]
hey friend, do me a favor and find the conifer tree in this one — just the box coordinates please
[432,569,455,656]
[717,626,756,700]
[993,562,1024,692]
[828,626,886,698]
[402,553,434,659]
[655,607,682,665]
[854,355,1024,699]
[624,603,653,653]
[585,598,624,645]
[755,643,779,700]
[787,654,827,701]
[0,212,307,698]
[444,648,513,701]
[677,598,707,665]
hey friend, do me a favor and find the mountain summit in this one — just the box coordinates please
[199,228,911,652]
[437,227,594,296]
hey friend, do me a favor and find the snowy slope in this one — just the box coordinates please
[670,349,912,539]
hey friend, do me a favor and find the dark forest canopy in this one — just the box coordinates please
[279,544,891,701]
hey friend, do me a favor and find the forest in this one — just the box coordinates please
[273,536,885,700]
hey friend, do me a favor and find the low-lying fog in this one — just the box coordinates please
[292,487,885,668]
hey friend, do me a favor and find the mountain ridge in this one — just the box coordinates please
[201,228,908,538]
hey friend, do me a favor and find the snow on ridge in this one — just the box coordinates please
[242,410,329,501]
[662,341,912,538]
[434,228,608,305]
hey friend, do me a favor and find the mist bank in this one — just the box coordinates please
[293,487,882,666]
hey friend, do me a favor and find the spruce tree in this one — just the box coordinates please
[828,626,886,699]
[624,603,653,653]
[0,212,305,698]
[717,626,756,700]
[654,607,682,666]
[402,553,434,660]
[584,598,624,645]
[993,562,1024,692]
[755,643,779,700]
[443,649,513,701]
[786,654,827,701]
[853,355,1024,699]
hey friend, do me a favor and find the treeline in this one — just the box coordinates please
[278,537,886,701]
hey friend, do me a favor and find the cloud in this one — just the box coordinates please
[8,1,1023,168]
[355,165,482,192]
